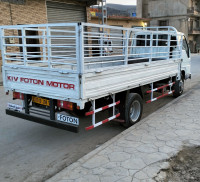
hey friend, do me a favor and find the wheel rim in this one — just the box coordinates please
[129,100,141,123]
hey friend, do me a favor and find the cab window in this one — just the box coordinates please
[182,36,190,58]
[136,35,145,46]
[158,34,168,46]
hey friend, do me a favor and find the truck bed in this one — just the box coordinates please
[3,59,180,109]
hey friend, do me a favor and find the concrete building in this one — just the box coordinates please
[90,15,149,29]
[90,7,149,28]
[137,0,200,52]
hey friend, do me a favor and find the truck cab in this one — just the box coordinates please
[181,35,191,79]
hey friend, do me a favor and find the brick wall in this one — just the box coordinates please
[0,0,47,68]
[0,0,91,69]
[0,0,47,26]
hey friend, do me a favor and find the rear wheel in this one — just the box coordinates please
[122,93,143,127]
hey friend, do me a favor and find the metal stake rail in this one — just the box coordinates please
[0,23,184,74]
[146,81,175,103]
[85,94,121,130]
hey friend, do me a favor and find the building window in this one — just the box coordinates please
[0,0,25,4]
[158,20,169,26]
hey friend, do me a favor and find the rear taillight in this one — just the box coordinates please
[13,92,24,100]
[57,100,73,111]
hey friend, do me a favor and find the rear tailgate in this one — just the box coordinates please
[3,66,80,103]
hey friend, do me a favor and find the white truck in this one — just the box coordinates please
[0,23,191,132]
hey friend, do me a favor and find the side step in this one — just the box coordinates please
[6,109,79,133]
[85,94,121,131]
[146,81,175,103]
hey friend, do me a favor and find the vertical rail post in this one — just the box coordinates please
[92,100,96,126]
[100,32,104,57]
[113,94,115,116]
[150,32,153,63]
[42,29,46,62]
[78,23,85,101]
[179,35,183,59]
[178,34,183,81]
[21,27,27,66]
[79,23,84,74]
[76,24,80,73]
[46,26,52,68]
[151,83,154,101]
[167,29,171,60]
[0,28,6,66]
[124,30,129,65]
[156,33,158,47]
[0,28,6,85]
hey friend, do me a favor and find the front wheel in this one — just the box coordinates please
[122,93,143,128]
[173,78,184,98]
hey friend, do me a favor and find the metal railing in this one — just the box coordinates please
[82,23,183,71]
[0,23,79,73]
[0,23,184,74]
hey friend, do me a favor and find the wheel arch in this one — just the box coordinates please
[181,70,186,80]
[129,86,144,99]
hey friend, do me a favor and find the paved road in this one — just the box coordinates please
[47,67,200,182]
[0,55,199,182]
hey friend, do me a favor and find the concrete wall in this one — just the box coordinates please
[137,0,190,44]
[147,0,189,35]
[150,16,189,36]
[148,0,189,18]
[136,0,142,18]
[136,0,149,18]
[137,0,190,34]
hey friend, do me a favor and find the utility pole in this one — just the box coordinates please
[98,0,107,25]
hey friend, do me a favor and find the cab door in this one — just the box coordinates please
[182,36,191,79]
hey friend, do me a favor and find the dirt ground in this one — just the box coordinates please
[155,146,200,182]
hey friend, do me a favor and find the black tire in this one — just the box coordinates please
[122,93,143,128]
[173,78,184,98]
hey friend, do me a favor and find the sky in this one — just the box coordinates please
[107,0,137,5]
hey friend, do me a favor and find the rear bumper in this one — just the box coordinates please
[6,109,79,133]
